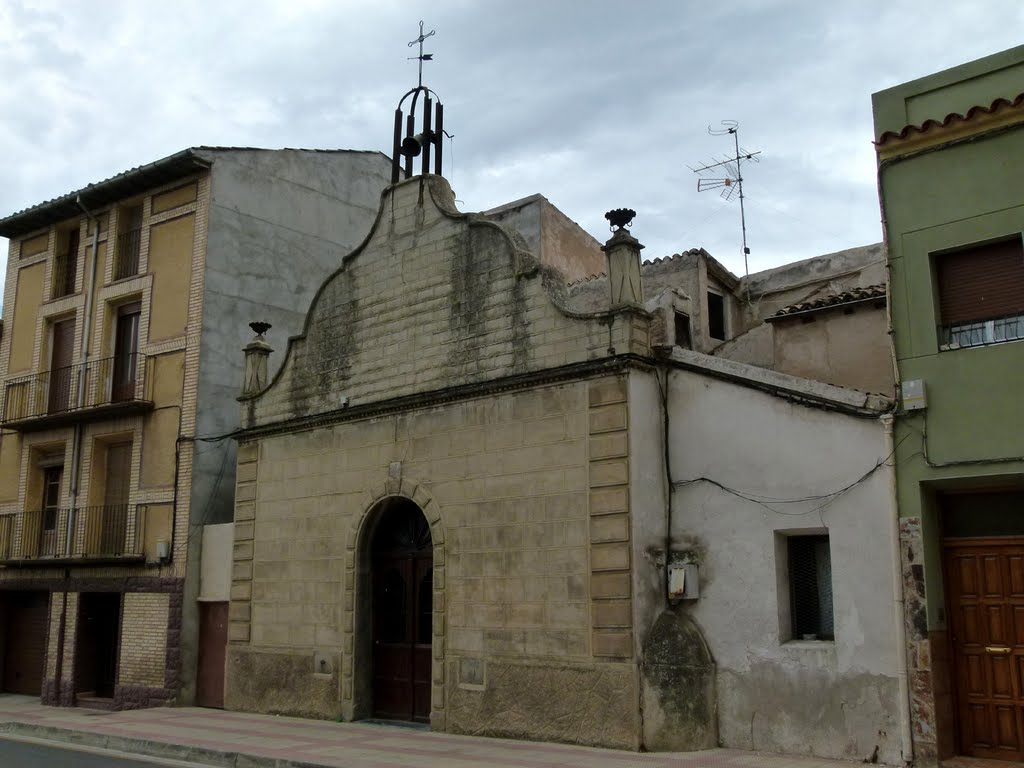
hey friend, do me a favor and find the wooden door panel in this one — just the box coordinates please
[1013,606,1024,643]
[957,556,979,597]
[196,602,228,708]
[988,605,1008,644]
[947,538,1024,761]
[1010,556,1024,595]
[960,605,982,645]
[995,705,1018,748]
[992,656,1014,698]
[982,556,1002,597]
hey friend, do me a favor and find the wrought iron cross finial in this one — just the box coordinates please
[407,20,435,88]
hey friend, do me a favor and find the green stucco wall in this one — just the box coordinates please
[874,46,1024,627]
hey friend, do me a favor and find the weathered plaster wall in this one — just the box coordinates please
[650,364,900,763]
[771,306,893,395]
[228,380,639,747]
[195,149,392,527]
[483,194,604,281]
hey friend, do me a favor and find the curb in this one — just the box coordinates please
[0,721,331,768]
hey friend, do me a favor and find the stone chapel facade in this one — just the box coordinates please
[226,174,906,761]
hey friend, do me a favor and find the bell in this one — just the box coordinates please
[401,134,426,158]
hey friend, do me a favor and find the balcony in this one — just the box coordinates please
[1,354,154,432]
[0,504,148,566]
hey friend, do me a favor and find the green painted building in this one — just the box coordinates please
[873,45,1024,765]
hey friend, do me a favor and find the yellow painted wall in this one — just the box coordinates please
[8,263,45,373]
[20,233,49,258]
[140,352,183,489]
[147,214,195,341]
[141,409,178,489]
[141,502,173,562]
[152,182,198,214]
[0,433,21,502]
[150,351,185,407]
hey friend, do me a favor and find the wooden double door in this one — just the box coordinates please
[946,538,1024,761]
[371,501,432,722]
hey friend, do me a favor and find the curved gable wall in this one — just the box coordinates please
[245,176,650,428]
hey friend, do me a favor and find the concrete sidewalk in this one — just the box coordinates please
[0,695,873,768]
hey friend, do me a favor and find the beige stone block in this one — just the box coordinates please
[236,461,258,483]
[590,487,628,515]
[229,602,251,622]
[233,540,254,561]
[523,415,566,445]
[234,520,254,541]
[588,377,627,407]
[589,459,629,488]
[592,599,632,628]
[232,561,253,581]
[316,625,341,646]
[588,404,627,434]
[591,571,630,599]
[230,582,252,601]
[450,627,484,653]
[238,443,259,462]
[591,542,630,571]
[229,622,250,642]
[590,513,630,542]
[546,601,588,628]
[235,503,255,521]
[589,432,628,460]
[506,602,544,628]
[236,482,256,502]
[545,547,588,575]
[592,630,632,658]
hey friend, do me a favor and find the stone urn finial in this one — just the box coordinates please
[601,209,644,308]
[242,322,273,397]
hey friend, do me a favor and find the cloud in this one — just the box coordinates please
[2,0,1022,311]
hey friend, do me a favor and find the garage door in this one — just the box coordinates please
[3,591,50,695]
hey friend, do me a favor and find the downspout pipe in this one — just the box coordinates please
[883,413,913,765]
[67,196,101,555]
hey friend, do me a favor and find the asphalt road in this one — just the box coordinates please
[0,736,205,767]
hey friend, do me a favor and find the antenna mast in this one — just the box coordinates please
[688,121,760,283]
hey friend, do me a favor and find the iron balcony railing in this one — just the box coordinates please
[0,515,13,559]
[52,250,78,298]
[15,504,146,561]
[114,227,142,281]
[1,353,153,425]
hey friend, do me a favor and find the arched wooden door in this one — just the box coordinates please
[371,500,432,722]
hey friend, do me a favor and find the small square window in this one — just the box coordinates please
[787,534,834,641]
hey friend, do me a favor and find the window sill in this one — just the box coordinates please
[781,639,835,650]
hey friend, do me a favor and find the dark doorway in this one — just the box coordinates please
[48,319,75,413]
[196,601,228,708]
[75,592,121,700]
[371,499,432,722]
[111,302,140,403]
[2,591,49,695]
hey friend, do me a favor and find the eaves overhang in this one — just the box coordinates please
[0,148,213,238]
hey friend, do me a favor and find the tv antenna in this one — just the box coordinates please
[688,120,760,283]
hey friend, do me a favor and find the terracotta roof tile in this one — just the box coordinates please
[771,284,887,319]
[875,92,1024,145]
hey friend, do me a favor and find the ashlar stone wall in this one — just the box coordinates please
[228,376,640,747]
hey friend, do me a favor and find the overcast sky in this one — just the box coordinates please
[1,0,1022,313]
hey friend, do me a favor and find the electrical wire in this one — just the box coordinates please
[672,431,911,520]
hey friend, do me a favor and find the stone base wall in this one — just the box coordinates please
[900,516,955,765]
[226,647,342,720]
[446,658,639,749]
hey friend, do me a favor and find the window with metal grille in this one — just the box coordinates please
[936,236,1024,349]
[788,534,834,641]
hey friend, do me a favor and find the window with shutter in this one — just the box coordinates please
[935,236,1024,349]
